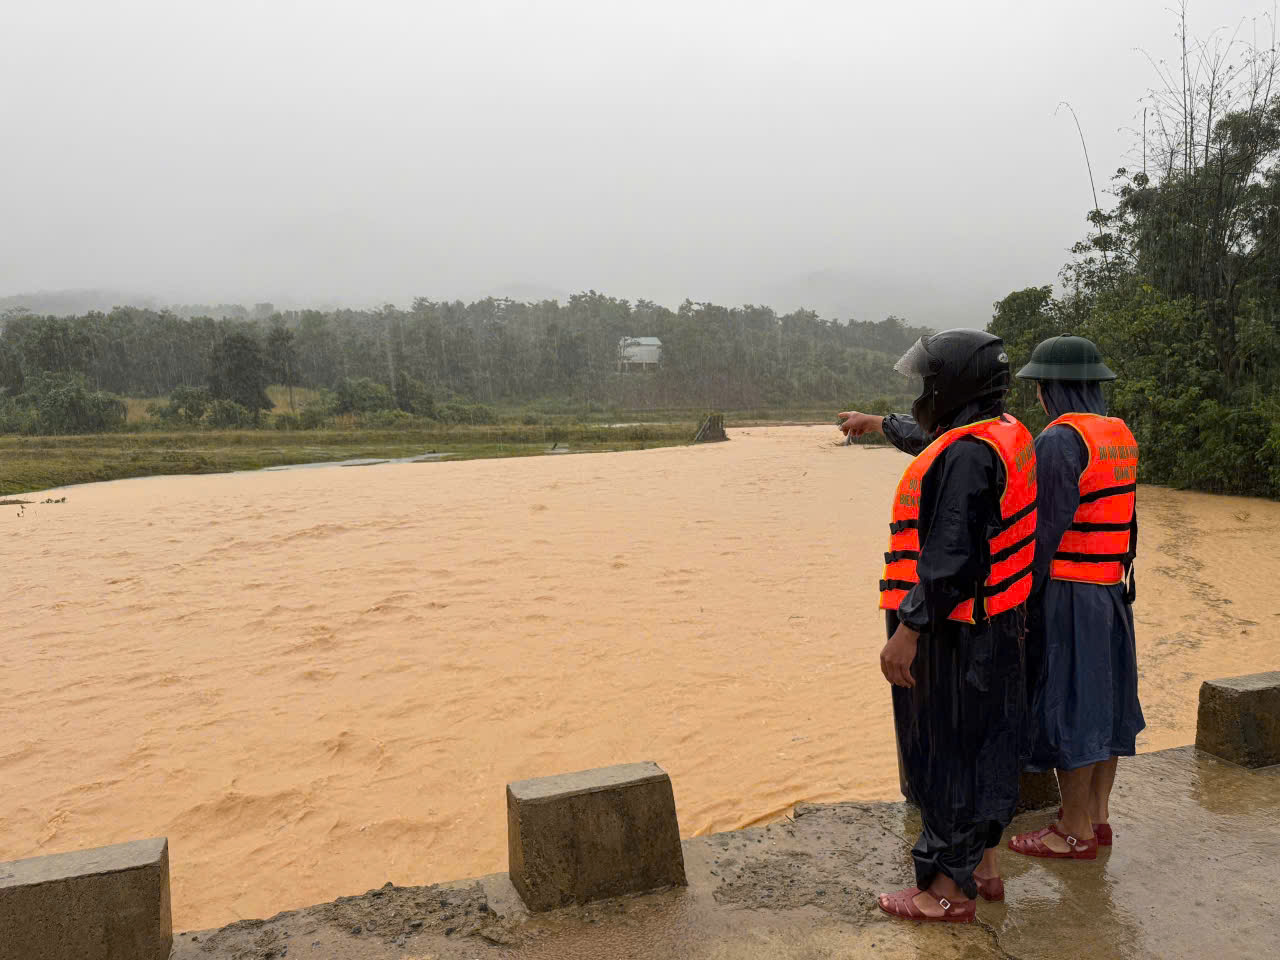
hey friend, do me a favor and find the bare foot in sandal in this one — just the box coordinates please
[973,847,1004,901]
[877,874,975,922]
[1009,822,1098,859]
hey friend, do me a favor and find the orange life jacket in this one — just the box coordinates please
[879,415,1038,623]
[1046,412,1138,585]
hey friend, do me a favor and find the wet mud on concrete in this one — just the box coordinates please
[175,745,1280,960]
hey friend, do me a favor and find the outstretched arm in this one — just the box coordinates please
[838,411,929,455]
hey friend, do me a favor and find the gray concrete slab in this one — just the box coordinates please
[0,837,172,960]
[507,762,671,802]
[1197,670,1280,767]
[507,761,686,911]
[175,746,1280,960]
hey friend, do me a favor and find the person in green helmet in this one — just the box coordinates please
[1007,335,1145,861]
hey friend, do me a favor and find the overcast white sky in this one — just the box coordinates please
[1,1,1269,324]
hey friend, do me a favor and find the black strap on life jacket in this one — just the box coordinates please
[879,578,916,593]
[886,505,1034,615]
[1052,511,1140,604]
[972,499,1035,621]
[1052,550,1131,563]
[990,532,1036,565]
[1077,482,1136,504]
[984,563,1033,599]
[1067,520,1131,532]
[1124,512,1139,604]
[1000,500,1036,530]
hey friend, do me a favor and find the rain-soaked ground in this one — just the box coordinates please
[176,744,1279,960]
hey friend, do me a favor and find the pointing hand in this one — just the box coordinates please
[838,412,885,438]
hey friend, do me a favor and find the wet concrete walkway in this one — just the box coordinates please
[175,746,1279,960]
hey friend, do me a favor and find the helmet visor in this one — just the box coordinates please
[894,337,934,379]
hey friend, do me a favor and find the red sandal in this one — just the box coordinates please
[1009,824,1097,860]
[1056,808,1113,845]
[876,886,976,923]
[975,875,1004,902]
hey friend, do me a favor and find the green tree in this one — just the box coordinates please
[149,385,212,426]
[335,377,395,414]
[989,2,1280,498]
[208,332,272,414]
[265,323,298,411]
[17,372,126,434]
[989,286,1064,430]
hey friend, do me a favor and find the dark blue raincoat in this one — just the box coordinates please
[1024,381,1145,772]
[881,403,1027,898]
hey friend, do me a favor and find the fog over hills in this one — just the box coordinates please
[1,269,994,330]
[4,2,1262,333]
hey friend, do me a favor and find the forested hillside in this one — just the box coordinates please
[0,297,927,434]
[992,9,1280,499]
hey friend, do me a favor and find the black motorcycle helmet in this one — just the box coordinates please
[895,329,1011,435]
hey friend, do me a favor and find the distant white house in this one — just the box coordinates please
[618,336,662,372]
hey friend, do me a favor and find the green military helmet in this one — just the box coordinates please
[1015,335,1116,382]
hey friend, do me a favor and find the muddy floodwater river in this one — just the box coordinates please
[3,425,1278,930]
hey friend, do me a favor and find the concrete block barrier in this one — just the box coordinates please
[0,837,172,960]
[1197,671,1280,768]
[507,761,687,911]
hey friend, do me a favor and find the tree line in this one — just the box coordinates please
[0,297,927,434]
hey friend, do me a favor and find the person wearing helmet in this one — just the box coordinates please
[843,329,1038,923]
[1007,336,1145,861]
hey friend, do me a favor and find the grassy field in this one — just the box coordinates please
[122,394,855,428]
[122,386,326,424]
[4,385,889,496]
[0,423,700,496]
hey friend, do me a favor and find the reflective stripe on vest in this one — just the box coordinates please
[1046,412,1138,585]
[879,415,1038,622]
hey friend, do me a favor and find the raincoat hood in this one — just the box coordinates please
[926,394,1006,437]
[1040,380,1106,420]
